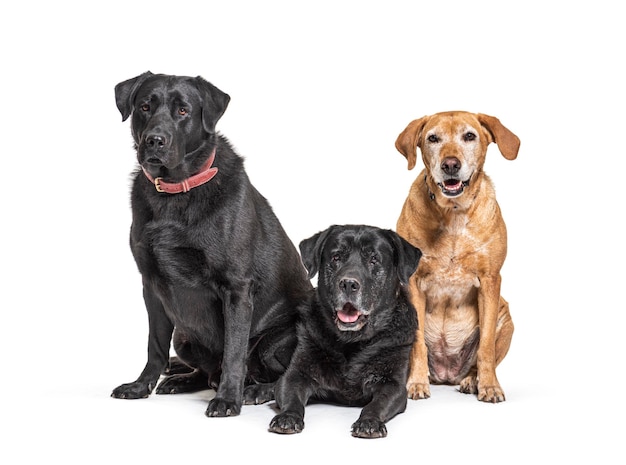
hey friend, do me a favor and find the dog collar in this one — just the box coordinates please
[142,148,218,194]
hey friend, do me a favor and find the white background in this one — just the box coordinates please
[2,1,623,463]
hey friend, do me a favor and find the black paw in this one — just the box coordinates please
[111,381,153,399]
[351,419,387,438]
[205,397,241,417]
[163,357,194,376]
[243,383,275,405]
[268,412,304,434]
[155,371,208,395]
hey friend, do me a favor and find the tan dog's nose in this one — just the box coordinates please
[441,157,461,176]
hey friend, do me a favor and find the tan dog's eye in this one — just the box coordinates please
[427,134,439,143]
[463,132,476,142]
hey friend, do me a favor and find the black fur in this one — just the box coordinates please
[268,225,421,438]
[110,72,312,417]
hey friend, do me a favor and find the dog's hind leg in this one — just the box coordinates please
[495,297,514,366]
[163,356,195,375]
[156,332,221,394]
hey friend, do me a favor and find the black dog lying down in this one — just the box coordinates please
[111,72,312,417]
[267,225,422,438]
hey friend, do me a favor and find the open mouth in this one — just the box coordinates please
[335,303,367,331]
[437,178,470,197]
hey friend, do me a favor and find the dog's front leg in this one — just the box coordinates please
[474,275,505,403]
[268,371,310,434]
[111,283,174,399]
[351,382,408,439]
[406,279,430,399]
[205,286,252,417]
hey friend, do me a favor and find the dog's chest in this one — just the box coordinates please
[417,215,483,301]
[133,214,218,288]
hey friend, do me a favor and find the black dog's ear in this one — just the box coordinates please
[194,76,230,134]
[299,226,337,280]
[114,71,153,122]
[386,230,422,285]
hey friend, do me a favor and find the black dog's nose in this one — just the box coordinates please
[146,134,167,150]
[339,278,360,295]
[441,157,461,175]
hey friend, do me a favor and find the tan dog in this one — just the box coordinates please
[395,111,519,403]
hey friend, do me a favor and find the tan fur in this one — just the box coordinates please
[395,111,519,403]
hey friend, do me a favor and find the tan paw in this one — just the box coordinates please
[407,382,431,400]
[459,375,478,394]
[477,385,506,403]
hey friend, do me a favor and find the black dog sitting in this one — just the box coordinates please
[111,72,312,417]
[268,224,421,438]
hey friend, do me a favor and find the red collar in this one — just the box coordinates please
[142,149,218,194]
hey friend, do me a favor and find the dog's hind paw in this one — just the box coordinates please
[163,357,194,375]
[407,382,431,400]
[155,371,209,395]
[243,383,275,405]
[351,419,387,439]
[459,375,478,395]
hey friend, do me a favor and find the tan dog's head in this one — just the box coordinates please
[395,111,520,198]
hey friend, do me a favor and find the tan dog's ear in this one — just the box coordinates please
[395,117,428,170]
[476,114,521,160]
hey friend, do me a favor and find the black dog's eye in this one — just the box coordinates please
[463,132,476,142]
[178,107,188,116]
[140,104,150,112]
[427,134,439,143]
[331,253,341,262]
[369,255,379,265]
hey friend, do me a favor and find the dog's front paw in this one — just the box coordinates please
[477,385,506,403]
[268,412,304,434]
[407,382,431,400]
[205,397,241,417]
[351,419,387,439]
[111,381,153,399]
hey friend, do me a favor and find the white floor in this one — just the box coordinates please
[8,366,618,463]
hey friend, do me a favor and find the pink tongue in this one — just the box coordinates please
[337,303,360,323]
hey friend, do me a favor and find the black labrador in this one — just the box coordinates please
[267,224,421,438]
[111,71,312,417]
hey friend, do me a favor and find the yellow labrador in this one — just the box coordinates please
[395,111,519,403]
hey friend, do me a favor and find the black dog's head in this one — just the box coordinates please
[299,225,421,333]
[114,71,230,179]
